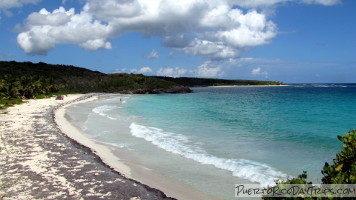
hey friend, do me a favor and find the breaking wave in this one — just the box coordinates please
[92,105,118,120]
[129,123,287,186]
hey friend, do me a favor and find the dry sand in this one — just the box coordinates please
[0,94,174,200]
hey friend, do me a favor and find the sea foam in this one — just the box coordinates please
[92,105,118,120]
[129,123,287,186]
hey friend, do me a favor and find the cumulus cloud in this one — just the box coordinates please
[196,62,224,77]
[138,66,153,74]
[16,0,342,58]
[181,39,238,59]
[130,67,153,74]
[156,67,190,77]
[17,6,112,54]
[17,0,278,58]
[147,50,159,59]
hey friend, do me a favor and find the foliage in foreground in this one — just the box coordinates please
[262,130,356,199]
[322,130,355,184]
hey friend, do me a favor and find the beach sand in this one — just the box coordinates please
[0,94,217,200]
[0,94,173,199]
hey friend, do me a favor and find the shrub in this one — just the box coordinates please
[321,130,355,184]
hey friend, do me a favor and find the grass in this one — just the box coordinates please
[34,91,75,99]
[0,98,23,110]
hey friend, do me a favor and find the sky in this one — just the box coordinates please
[0,0,355,83]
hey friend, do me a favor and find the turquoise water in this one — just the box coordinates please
[66,84,356,199]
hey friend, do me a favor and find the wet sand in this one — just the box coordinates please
[0,94,217,200]
[0,94,174,200]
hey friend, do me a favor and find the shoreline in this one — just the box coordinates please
[1,93,218,200]
[54,94,132,177]
[0,94,174,199]
[55,94,219,200]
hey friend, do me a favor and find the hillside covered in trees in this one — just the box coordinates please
[0,61,182,97]
[0,61,283,103]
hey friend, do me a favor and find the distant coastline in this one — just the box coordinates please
[208,84,289,87]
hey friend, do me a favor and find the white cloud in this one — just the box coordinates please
[196,62,224,77]
[138,67,153,74]
[228,0,293,8]
[130,67,153,74]
[181,39,238,59]
[251,67,270,79]
[17,6,112,54]
[228,0,341,7]
[147,50,159,59]
[216,10,277,47]
[302,0,341,6]
[0,0,42,17]
[156,62,225,78]
[251,67,262,75]
[17,0,278,59]
[16,0,342,58]
[156,67,190,77]
[0,0,42,10]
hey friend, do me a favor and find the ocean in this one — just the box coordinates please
[66,84,356,199]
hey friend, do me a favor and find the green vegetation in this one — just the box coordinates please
[0,98,23,110]
[0,61,182,109]
[0,61,283,110]
[262,130,356,199]
[152,76,283,87]
[0,61,178,94]
[322,130,355,184]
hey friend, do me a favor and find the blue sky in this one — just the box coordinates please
[0,0,355,83]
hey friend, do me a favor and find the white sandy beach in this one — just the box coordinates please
[0,94,218,200]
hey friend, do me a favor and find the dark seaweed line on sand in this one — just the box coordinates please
[51,94,176,200]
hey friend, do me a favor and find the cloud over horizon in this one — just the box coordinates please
[147,50,159,59]
[16,0,342,64]
[17,0,278,58]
